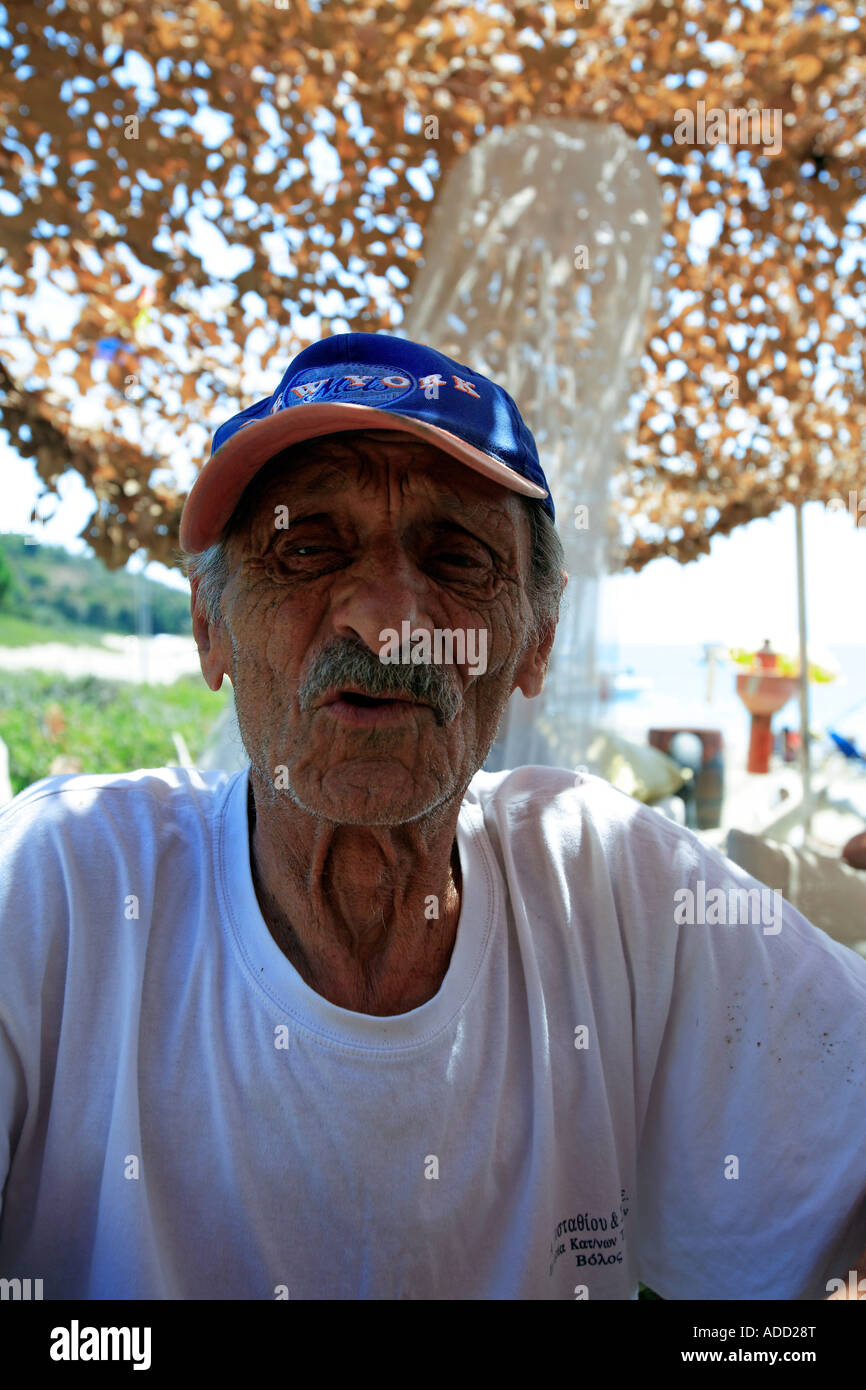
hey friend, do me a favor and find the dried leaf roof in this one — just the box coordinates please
[1,0,864,573]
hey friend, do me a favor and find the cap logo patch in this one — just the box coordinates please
[269,363,485,415]
[279,363,417,409]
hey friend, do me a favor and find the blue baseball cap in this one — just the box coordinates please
[179,331,554,551]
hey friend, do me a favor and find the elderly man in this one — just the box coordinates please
[0,332,864,1302]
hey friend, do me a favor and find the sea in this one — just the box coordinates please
[592,642,866,763]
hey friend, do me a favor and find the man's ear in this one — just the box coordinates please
[513,569,567,699]
[190,572,230,693]
[513,620,556,699]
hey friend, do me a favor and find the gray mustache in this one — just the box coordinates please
[298,638,463,726]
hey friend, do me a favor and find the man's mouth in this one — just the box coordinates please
[319,687,431,725]
[339,690,410,706]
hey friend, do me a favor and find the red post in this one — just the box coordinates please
[746,711,774,774]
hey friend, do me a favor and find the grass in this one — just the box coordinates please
[0,612,117,648]
[0,669,232,798]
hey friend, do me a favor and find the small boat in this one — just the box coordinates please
[599,669,654,702]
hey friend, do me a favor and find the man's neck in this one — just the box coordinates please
[247,776,463,1016]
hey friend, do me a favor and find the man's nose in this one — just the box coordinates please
[330,540,434,657]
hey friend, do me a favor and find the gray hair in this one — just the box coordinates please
[175,454,565,642]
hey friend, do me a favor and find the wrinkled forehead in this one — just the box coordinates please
[231,429,526,533]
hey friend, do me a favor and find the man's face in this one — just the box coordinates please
[193,430,556,826]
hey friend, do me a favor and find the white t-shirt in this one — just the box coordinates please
[0,762,864,1301]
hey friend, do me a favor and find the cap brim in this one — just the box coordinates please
[179,402,549,552]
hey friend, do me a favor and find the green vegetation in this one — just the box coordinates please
[0,544,13,608]
[0,612,116,648]
[0,535,227,795]
[0,533,192,638]
[0,670,231,798]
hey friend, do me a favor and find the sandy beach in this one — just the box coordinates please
[0,633,202,685]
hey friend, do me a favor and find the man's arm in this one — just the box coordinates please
[624,802,866,1300]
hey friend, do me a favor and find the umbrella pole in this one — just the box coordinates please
[795,502,813,837]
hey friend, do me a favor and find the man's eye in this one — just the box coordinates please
[266,543,341,572]
[277,543,335,558]
[435,550,487,568]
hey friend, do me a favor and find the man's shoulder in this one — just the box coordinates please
[465,762,690,845]
[0,766,242,968]
[463,763,715,900]
[0,764,240,852]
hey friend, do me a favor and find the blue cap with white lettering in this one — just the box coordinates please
[179,331,554,551]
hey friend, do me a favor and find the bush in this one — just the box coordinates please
[0,547,13,609]
[0,670,232,798]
